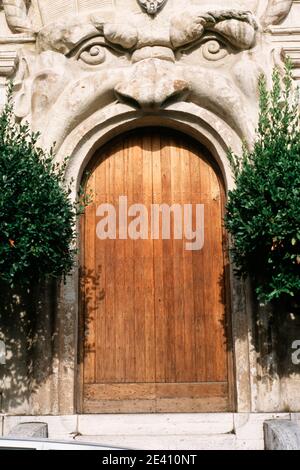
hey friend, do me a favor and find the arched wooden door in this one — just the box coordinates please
[79,128,234,413]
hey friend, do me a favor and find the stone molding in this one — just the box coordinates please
[282,46,300,78]
[0,50,18,76]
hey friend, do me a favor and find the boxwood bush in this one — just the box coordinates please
[225,62,300,305]
[0,84,81,287]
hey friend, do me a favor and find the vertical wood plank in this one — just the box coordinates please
[170,137,185,382]
[123,135,136,382]
[180,141,196,382]
[152,133,166,383]
[114,140,126,382]
[161,135,176,382]
[83,171,96,384]
[103,142,116,381]
[132,133,146,382]
[143,131,156,382]
[95,151,107,382]
[188,142,206,382]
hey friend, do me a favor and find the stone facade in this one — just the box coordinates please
[0,0,300,419]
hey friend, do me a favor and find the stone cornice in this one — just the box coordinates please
[0,35,35,44]
[0,50,18,76]
[281,46,300,79]
[281,46,300,67]
[269,27,300,36]
[268,12,300,81]
[0,35,34,77]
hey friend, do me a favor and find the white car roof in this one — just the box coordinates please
[0,437,126,450]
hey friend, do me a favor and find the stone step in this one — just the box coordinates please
[3,413,292,450]
[74,434,263,450]
[76,413,234,436]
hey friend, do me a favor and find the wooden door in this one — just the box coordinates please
[79,128,234,413]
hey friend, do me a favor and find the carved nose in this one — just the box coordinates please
[115,59,190,110]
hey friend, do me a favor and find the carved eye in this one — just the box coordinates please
[201,39,229,61]
[79,43,106,65]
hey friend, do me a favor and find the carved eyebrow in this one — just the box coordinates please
[202,10,258,30]
[37,22,102,55]
[37,17,138,55]
[170,10,258,50]
[36,12,121,55]
[209,18,257,50]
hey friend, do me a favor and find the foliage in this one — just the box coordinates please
[0,83,84,287]
[225,61,300,304]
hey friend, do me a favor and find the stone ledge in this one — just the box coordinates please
[74,434,263,451]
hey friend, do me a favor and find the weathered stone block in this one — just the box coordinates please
[7,422,48,438]
[264,420,300,450]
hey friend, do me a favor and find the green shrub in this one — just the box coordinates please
[225,62,300,304]
[0,84,82,287]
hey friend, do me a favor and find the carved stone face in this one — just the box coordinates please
[12,0,292,149]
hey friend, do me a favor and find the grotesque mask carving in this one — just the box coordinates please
[1,1,293,150]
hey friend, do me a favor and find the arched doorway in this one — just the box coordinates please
[79,128,234,413]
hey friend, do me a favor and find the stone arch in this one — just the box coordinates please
[53,105,253,414]
[56,104,242,199]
